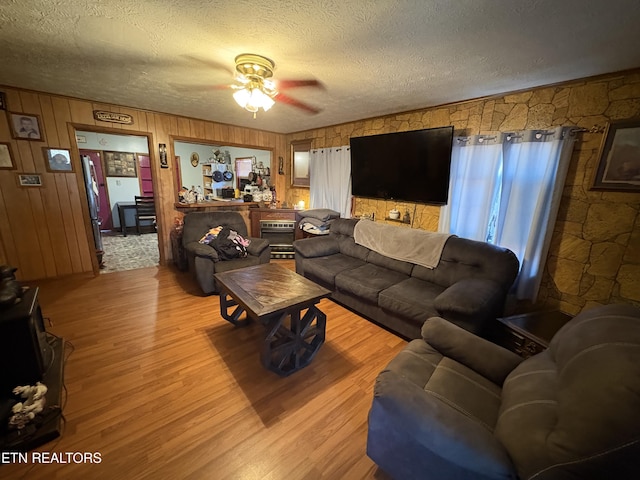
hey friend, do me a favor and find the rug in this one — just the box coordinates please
[100,232,159,274]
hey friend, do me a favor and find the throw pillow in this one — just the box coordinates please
[199,226,224,245]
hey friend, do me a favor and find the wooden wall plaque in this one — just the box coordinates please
[93,110,134,125]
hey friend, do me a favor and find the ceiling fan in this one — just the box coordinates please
[172,53,323,117]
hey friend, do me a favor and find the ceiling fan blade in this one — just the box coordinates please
[169,83,233,92]
[276,79,324,90]
[274,92,321,114]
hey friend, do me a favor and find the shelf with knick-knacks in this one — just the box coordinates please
[202,165,214,195]
[251,158,271,185]
[385,207,411,224]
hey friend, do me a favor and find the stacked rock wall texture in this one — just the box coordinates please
[288,70,640,314]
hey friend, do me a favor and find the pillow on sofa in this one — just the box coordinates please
[199,226,224,244]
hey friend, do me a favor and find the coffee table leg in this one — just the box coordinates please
[261,304,326,376]
[219,291,250,326]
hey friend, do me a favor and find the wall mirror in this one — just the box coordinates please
[291,140,311,187]
[173,139,271,199]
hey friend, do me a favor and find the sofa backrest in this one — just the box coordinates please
[329,218,519,288]
[182,211,249,246]
[412,236,519,289]
[330,218,370,260]
[496,304,640,479]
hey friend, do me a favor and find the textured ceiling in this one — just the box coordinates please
[1,0,640,134]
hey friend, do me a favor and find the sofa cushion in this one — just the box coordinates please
[330,217,359,236]
[337,235,370,260]
[367,250,414,275]
[303,254,366,288]
[335,263,409,303]
[386,339,503,433]
[412,236,519,289]
[434,278,505,318]
[379,277,443,322]
[422,317,523,386]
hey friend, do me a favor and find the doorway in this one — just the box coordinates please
[76,130,159,274]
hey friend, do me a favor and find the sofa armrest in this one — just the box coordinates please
[293,236,340,258]
[246,237,269,256]
[369,370,515,477]
[422,317,523,385]
[184,241,219,261]
[434,278,504,317]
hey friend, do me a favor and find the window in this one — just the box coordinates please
[440,128,576,300]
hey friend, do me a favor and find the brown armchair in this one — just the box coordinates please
[182,211,270,294]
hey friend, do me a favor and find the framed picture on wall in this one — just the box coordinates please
[17,173,43,187]
[43,147,74,172]
[103,151,137,177]
[8,112,45,141]
[0,142,15,170]
[591,118,640,192]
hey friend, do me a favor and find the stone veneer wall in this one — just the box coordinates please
[287,70,640,315]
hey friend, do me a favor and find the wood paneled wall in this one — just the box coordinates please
[0,86,287,281]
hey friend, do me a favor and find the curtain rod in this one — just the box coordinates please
[456,125,606,143]
[569,124,606,134]
[311,147,350,153]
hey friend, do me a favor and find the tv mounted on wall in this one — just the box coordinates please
[349,126,454,205]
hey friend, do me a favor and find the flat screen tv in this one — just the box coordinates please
[349,126,454,205]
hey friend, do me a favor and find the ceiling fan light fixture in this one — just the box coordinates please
[252,88,275,111]
[232,88,251,109]
[233,84,275,116]
[234,53,275,79]
[231,53,279,117]
[227,52,319,116]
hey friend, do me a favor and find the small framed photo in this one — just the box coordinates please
[8,112,45,141]
[592,118,640,192]
[17,173,43,187]
[0,142,15,170]
[43,147,74,172]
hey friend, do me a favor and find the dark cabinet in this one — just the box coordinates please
[495,310,572,358]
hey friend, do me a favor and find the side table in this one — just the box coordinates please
[495,310,572,358]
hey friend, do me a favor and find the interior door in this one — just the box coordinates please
[138,154,154,196]
[80,149,112,230]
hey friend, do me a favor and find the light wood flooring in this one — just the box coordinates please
[2,261,406,479]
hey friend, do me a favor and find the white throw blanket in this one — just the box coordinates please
[353,220,451,269]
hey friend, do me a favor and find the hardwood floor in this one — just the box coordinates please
[2,261,405,479]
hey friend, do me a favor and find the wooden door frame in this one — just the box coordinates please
[68,124,164,275]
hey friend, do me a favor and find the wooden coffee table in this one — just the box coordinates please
[214,263,331,376]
